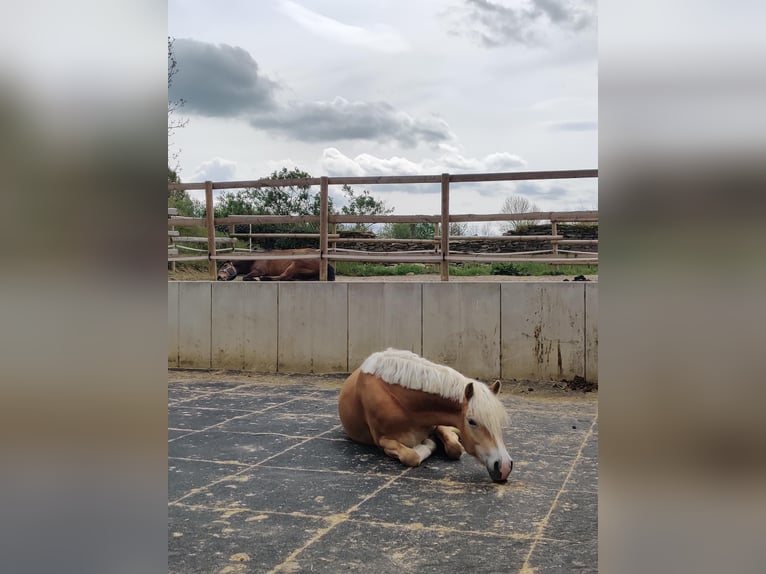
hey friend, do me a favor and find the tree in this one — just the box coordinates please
[168,36,189,172]
[167,168,204,217]
[501,194,540,232]
[215,168,333,249]
[216,168,331,217]
[448,222,467,236]
[338,184,393,232]
[380,222,435,239]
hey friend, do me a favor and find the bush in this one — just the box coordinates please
[490,262,528,276]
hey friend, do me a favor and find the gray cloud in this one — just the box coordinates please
[251,97,455,147]
[169,40,454,148]
[454,0,596,47]
[169,38,279,117]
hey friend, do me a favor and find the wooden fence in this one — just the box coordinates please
[168,169,598,280]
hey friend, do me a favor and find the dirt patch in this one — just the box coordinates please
[168,369,596,403]
[559,375,598,393]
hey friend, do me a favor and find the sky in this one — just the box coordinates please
[168,0,597,229]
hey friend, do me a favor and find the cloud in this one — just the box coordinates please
[544,119,598,131]
[169,38,279,117]
[189,157,238,182]
[251,97,455,148]
[169,39,451,147]
[451,0,596,47]
[320,147,527,183]
[277,0,409,54]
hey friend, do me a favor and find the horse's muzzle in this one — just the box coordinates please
[489,458,513,483]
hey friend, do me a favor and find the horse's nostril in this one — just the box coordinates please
[494,460,500,473]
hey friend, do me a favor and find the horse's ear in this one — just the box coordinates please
[464,382,474,401]
[490,380,501,395]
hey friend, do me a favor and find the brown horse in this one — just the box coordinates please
[339,349,513,483]
[217,249,335,281]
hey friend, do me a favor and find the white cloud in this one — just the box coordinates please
[189,157,238,182]
[277,0,410,53]
[320,147,526,178]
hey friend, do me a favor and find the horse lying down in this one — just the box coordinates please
[217,249,335,281]
[339,348,513,483]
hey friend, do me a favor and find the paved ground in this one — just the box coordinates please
[168,372,598,573]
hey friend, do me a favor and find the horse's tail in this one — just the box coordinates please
[327,264,336,281]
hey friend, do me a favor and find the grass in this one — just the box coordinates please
[170,257,597,278]
[334,261,597,277]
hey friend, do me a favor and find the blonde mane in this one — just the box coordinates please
[360,349,509,434]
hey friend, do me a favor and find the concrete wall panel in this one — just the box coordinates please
[178,282,211,369]
[422,283,501,380]
[347,283,422,369]
[169,281,598,381]
[168,281,179,367]
[211,283,278,371]
[585,282,598,383]
[501,283,585,381]
[277,283,348,373]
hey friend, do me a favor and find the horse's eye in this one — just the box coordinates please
[467,418,478,427]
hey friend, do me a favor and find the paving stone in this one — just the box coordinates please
[168,505,327,574]
[168,458,246,501]
[525,538,598,573]
[168,377,598,573]
[294,521,532,574]
[351,477,556,537]
[182,465,392,516]
[168,430,303,464]
[218,412,340,437]
[169,406,251,431]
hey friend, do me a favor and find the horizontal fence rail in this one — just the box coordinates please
[168,169,598,279]
[167,169,599,191]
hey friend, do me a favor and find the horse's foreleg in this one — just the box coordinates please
[435,425,464,460]
[378,437,437,467]
[242,272,264,281]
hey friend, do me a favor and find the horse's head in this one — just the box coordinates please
[458,380,513,483]
[217,262,238,281]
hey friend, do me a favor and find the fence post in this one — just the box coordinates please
[441,173,450,281]
[205,181,216,281]
[551,219,559,273]
[319,176,329,281]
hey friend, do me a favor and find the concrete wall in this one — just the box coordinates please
[168,281,598,382]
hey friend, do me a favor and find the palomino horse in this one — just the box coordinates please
[217,249,335,281]
[338,349,513,483]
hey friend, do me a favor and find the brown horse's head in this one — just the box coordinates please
[217,262,238,281]
[458,380,513,483]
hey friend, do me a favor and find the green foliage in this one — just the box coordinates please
[334,262,434,276]
[216,168,329,217]
[490,262,528,276]
[168,168,204,218]
[449,264,492,276]
[380,222,436,239]
[334,261,597,277]
[214,167,329,249]
[338,184,393,231]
